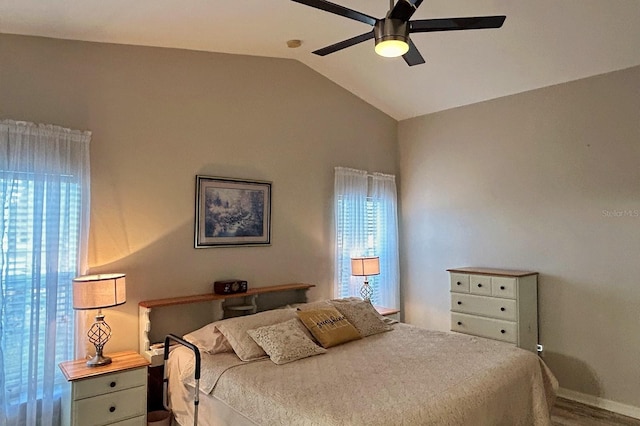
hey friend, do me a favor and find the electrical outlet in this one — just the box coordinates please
[537,344,544,353]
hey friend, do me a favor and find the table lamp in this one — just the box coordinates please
[73,273,126,366]
[350,256,380,301]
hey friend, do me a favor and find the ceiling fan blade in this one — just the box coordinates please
[402,39,425,66]
[388,0,424,21]
[410,15,506,33]
[291,0,377,26]
[313,31,375,56]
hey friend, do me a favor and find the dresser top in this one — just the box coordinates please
[59,351,149,382]
[447,267,538,277]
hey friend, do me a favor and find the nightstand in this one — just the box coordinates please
[375,305,401,322]
[59,351,150,426]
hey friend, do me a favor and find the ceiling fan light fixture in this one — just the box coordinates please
[375,39,409,57]
[374,18,409,58]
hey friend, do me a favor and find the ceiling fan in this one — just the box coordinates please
[291,0,506,66]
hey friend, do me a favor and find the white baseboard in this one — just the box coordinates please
[557,387,640,420]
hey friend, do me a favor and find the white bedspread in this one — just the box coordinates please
[177,323,557,426]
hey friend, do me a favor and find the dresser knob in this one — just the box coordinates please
[109,406,116,413]
[457,321,462,326]
[500,329,506,334]
[477,283,482,287]
[456,282,461,286]
[110,381,116,388]
[500,307,505,311]
[500,286,505,290]
[457,301,462,305]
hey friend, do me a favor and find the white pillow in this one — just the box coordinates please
[330,298,393,337]
[292,299,334,311]
[216,309,298,361]
[183,322,233,354]
[247,318,326,365]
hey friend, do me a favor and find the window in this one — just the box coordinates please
[1,120,90,425]
[334,167,399,308]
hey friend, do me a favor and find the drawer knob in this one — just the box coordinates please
[456,281,461,286]
[110,381,116,388]
[109,406,116,413]
[477,283,482,287]
[457,301,462,305]
[500,329,506,334]
[500,286,505,290]
[457,321,462,326]
[500,307,506,311]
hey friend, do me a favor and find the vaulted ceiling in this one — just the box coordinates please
[2,0,640,120]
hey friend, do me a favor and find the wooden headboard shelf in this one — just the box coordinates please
[139,283,315,308]
[138,283,315,365]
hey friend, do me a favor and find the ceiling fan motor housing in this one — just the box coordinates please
[374,18,409,45]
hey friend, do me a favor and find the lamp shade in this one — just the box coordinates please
[73,273,126,310]
[351,257,380,276]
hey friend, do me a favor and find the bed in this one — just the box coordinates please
[140,290,557,426]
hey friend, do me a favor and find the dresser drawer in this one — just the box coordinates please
[451,293,517,321]
[451,312,517,344]
[74,385,146,426]
[450,273,470,293]
[491,277,517,299]
[469,275,492,296]
[73,367,146,400]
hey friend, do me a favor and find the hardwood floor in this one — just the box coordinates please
[552,398,640,426]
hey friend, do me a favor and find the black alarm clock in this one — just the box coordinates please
[213,279,248,295]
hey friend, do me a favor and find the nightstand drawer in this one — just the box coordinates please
[110,415,145,426]
[74,385,146,426]
[451,312,517,344]
[73,367,146,400]
[450,273,470,293]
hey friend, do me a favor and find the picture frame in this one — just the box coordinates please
[195,175,271,248]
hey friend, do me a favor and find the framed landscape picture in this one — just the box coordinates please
[195,176,271,248]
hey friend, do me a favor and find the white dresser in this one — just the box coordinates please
[448,267,538,353]
[59,351,149,426]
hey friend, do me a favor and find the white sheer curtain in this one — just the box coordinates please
[0,120,91,426]
[334,167,399,309]
[369,172,400,309]
[334,168,369,299]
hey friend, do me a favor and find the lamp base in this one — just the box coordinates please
[360,281,373,301]
[86,311,113,367]
[86,353,112,367]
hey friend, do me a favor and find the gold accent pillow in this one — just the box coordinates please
[297,307,362,348]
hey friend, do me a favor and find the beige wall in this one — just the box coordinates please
[398,66,640,407]
[0,34,398,352]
